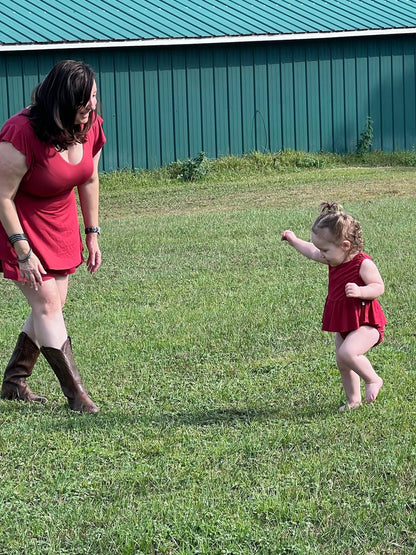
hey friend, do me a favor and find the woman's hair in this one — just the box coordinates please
[312,202,364,251]
[28,60,96,150]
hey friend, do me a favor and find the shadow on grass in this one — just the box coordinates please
[0,397,336,432]
[149,403,335,427]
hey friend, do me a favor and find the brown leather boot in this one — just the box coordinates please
[1,332,48,403]
[41,337,99,413]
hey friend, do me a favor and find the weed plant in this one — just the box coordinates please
[1,153,416,553]
[166,152,208,181]
[356,116,374,156]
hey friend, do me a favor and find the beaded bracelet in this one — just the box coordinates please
[17,248,32,263]
[8,233,28,245]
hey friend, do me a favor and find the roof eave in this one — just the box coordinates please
[1,27,416,51]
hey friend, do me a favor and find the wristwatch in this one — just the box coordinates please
[85,226,101,235]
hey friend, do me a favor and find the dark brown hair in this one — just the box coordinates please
[312,202,364,251]
[28,60,96,150]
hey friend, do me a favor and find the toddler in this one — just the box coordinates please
[282,202,387,411]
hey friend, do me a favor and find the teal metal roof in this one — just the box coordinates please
[1,0,416,47]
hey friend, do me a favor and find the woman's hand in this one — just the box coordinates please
[85,233,101,274]
[19,252,46,291]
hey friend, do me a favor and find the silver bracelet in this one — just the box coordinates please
[9,233,28,245]
[17,248,32,263]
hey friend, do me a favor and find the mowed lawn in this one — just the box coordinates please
[0,158,415,554]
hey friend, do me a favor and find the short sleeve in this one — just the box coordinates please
[91,115,106,157]
[0,110,34,168]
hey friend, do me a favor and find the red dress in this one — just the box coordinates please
[322,251,387,336]
[0,109,106,280]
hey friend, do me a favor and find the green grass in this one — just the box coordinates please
[1,153,416,553]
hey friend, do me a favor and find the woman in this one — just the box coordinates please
[0,60,106,413]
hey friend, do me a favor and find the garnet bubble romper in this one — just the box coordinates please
[321,252,387,344]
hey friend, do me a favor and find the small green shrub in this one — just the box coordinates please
[167,151,208,181]
[356,116,374,155]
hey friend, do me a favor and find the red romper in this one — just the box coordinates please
[322,252,387,343]
[0,109,106,280]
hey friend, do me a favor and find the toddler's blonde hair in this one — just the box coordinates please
[312,202,364,251]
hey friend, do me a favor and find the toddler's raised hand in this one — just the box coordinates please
[281,230,296,243]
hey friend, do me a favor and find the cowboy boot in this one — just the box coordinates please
[1,332,48,403]
[41,337,99,413]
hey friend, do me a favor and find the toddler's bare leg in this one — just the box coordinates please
[335,333,362,411]
[336,327,383,406]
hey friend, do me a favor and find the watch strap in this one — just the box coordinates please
[85,226,101,235]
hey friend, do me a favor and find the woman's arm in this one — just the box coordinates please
[0,142,28,239]
[0,142,46,288]
[281,230,328,264]
[77,149,102,274]
[345,258,385,300]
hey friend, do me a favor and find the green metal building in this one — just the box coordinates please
[1,0,416,171]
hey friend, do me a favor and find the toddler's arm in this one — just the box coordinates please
[345,258,385,299]
[281,230,327,263]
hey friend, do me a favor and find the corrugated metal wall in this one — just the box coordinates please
[0,35,415,171]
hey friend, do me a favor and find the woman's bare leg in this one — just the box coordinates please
[17,276,69,348]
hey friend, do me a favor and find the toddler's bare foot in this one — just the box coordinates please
[339,401,362,412]
[365,377,383,404]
